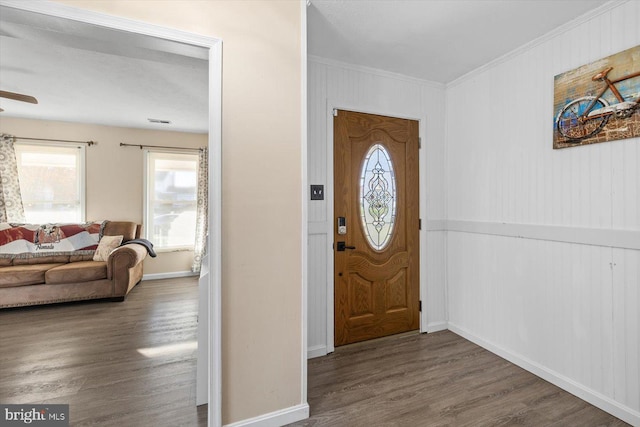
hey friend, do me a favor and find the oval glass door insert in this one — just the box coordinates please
[359,143,396,250]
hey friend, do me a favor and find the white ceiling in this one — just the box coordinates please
[0,5,209,133]
[308,0,610,83]
[0,1,611,133]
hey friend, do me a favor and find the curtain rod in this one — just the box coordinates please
[120,142,204,152]
[14,136,96,145]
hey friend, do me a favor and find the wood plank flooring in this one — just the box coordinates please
[2,280,630,426]
[0,277,206,427]
[290,331,629,427]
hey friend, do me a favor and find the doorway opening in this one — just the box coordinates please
[0,2,222,425]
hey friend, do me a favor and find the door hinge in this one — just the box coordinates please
[419,300,422,312]
[419,218,422,230]
[418,137,422,149]
[333,108,338,117]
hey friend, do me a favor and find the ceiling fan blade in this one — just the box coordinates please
[0,90,38,104]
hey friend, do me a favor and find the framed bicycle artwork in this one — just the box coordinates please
[553,45,639,149]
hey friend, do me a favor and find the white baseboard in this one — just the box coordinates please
[142,271,198,281]
[447,323,640,426]
[223,403,309,427]
[426,321,448,333]
[307,345,327,359]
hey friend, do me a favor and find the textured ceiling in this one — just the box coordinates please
[308,0,610,83]
[0,5,209,133]
[0,1,612,132]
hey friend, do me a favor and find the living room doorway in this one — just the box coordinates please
[0,2,222,425]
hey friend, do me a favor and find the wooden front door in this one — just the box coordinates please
[334,110,420,346]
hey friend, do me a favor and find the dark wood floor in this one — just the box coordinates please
[2,281,629,427]
[290,331,629,427]
[0,277,206,427]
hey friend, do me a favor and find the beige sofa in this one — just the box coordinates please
[0,221,147,308]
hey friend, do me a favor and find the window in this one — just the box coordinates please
[15,143,85,223]
[145,151,198,250]
[360,143,396,251]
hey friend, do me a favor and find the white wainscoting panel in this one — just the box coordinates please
[307,57,447,357]
[307,232,328,357]
[445,0,639,422]
[447,232,639,424]
[612,248,639,416]
[425,230,447,331]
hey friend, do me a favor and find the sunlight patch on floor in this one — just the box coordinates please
[137,341,197,358]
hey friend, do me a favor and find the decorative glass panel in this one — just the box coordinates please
[359,143,396,250]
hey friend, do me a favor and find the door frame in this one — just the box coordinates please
[325,102,427,353]
[0,1,223,426]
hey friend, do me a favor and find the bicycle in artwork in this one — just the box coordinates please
[555,66,640,142]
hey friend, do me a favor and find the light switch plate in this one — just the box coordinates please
[310,185,324,200]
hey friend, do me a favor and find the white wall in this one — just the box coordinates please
[445,1,639,424]
[307,57,447,358]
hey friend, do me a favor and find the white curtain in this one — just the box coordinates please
[192,147,208,273]
[0,134,25,223]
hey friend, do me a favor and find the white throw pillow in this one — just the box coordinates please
[93,235,124,261]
